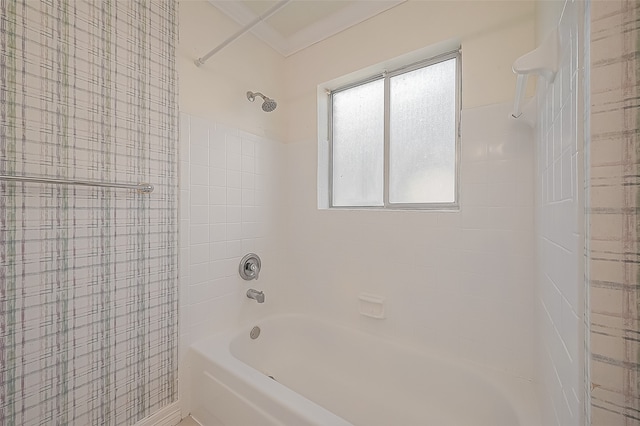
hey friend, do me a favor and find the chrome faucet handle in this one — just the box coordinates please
[249,263,259,280]
[239,253,261,281]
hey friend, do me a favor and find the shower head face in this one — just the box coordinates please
[247,91,277,112]
[262,98,277,112]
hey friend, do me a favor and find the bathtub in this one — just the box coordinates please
[188,314,540,426]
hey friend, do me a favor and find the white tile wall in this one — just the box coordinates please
[178,113,284,358]
[534,1,585,424]
[283,101,536,379]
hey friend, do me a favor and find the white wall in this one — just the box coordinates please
[177,0,549,402]
[177,1,287,345]
[177,114,285,415]
[178,1,287,142]
[178,113,284,344]
[283,0,537,143]
[282,102,536,377]
[533,1,586,425]
[177,1,287,417]
[535,0,567,44]
[278,1,538,378]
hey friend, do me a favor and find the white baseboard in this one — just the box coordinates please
[135,402,182,426]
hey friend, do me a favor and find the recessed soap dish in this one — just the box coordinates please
[358,293,385,319]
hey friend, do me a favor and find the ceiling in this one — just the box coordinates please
[208,0,406,57]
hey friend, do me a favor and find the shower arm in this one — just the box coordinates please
[248,91,266,101]
[195,0,291,67]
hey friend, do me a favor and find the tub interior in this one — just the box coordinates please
[223,315,531,426]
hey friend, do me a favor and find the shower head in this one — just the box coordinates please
[247,91,277,112]
[261,97,277,113]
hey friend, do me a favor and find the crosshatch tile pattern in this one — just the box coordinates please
[0,1,178,425]
[589,0,640,424]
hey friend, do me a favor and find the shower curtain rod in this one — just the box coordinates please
[195,0,291,66]
[0,174,154,194]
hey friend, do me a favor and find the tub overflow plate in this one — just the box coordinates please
[250,326,261,339]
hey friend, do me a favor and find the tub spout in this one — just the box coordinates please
[246,289,265,303]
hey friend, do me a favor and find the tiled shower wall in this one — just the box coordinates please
[178,113,283,361]
[534,0,585,425]
[0,2,178,425]
[284,101,536,379]
[589,0,640,424]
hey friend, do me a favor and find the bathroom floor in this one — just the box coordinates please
[177,416,200,426]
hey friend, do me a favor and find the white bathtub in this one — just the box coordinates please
[188,314,540,426]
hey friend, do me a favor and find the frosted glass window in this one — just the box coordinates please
[328,50,459,209]
[331,79,384,207]
[389,58,457,204]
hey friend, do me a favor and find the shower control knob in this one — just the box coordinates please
[239,253,261,281]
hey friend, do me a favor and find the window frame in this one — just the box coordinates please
[328,49,461,210]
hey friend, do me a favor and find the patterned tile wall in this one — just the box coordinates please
[534,0,586,424]
[589,0,640,424]
[0,1,178,425]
